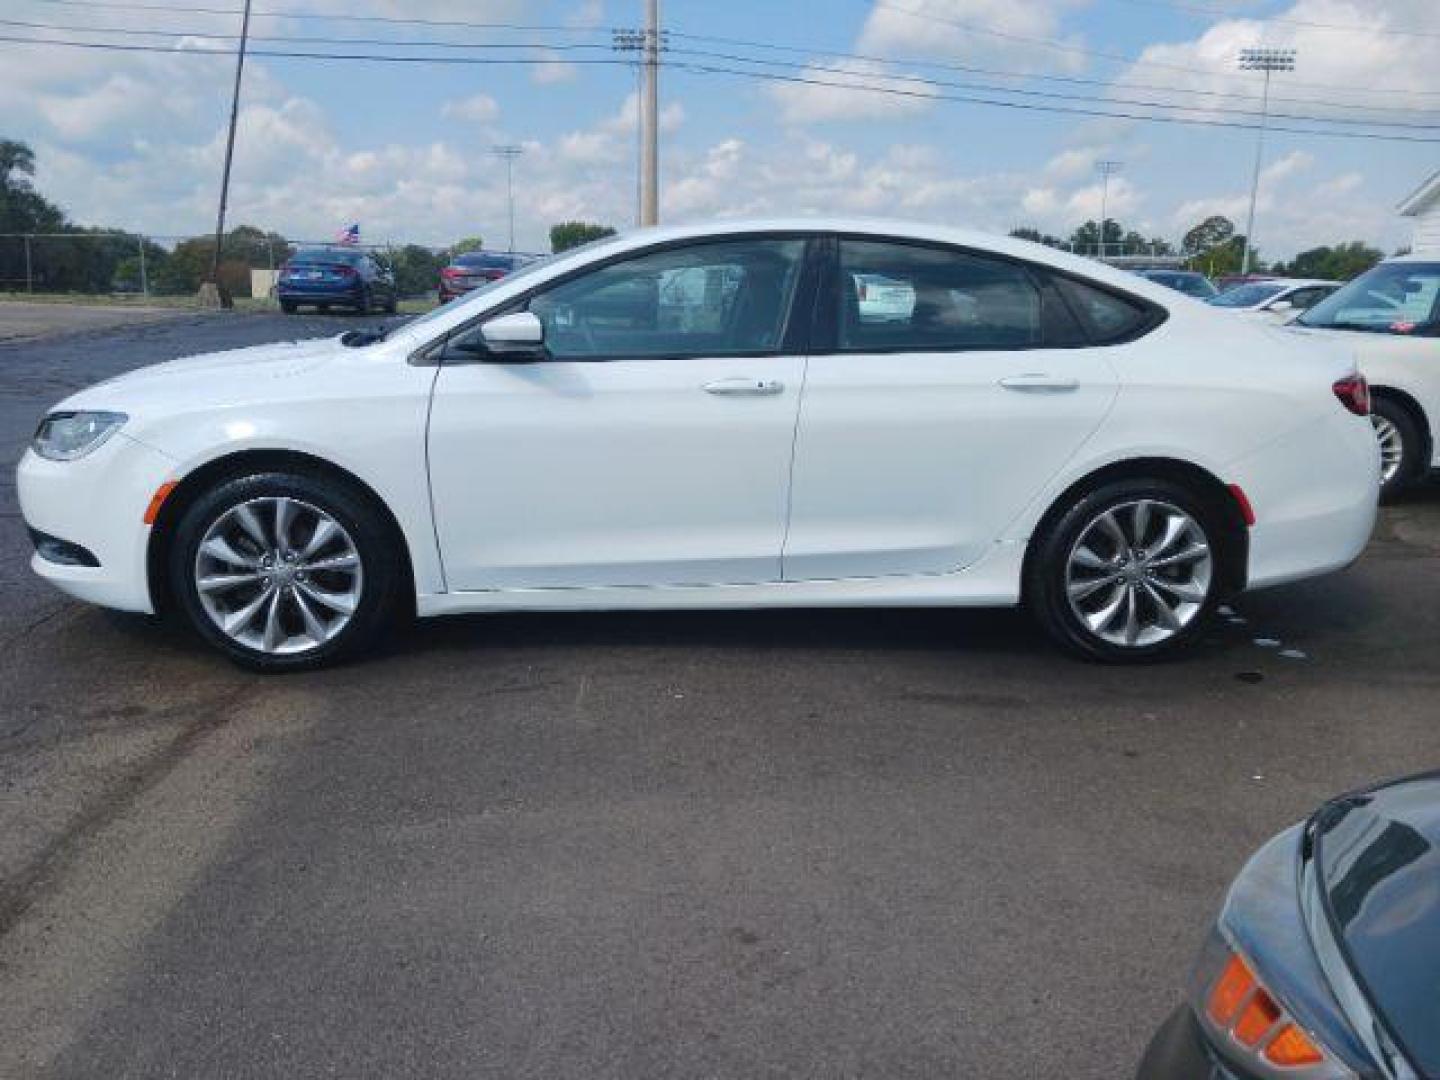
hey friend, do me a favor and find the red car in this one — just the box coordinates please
[438,251,531,303]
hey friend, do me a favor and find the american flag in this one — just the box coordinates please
[335,223,360,245]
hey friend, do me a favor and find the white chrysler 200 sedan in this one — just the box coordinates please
[18,220,1380,671]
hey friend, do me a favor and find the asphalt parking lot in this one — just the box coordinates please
[2,303,1438,1079]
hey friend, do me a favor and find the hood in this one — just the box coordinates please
[1312,775,1440,1077]
[59,335,350,412]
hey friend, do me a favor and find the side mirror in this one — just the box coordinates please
[480,311,545,356]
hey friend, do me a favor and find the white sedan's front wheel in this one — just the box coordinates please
[169,471,402,671]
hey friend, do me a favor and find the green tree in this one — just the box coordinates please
[154,225,291,296]
[389,243,448,297]
[1271,242,1382,281]
[448,236,485,257]
[550,221,617,253]
[1181,215,1235,259]
[1008,226,1064,248]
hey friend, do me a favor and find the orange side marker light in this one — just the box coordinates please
[143,481,177,525]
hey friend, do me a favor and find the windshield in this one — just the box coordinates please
[1144,272,1217,299]
[1209,282,1285,308]
[398,233,631,337]
[1313,778,1440,1077]
[1299,262,1440,335]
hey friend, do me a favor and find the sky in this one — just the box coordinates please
[2,0,1438,259]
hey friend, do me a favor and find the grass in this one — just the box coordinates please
[0,291,438,315]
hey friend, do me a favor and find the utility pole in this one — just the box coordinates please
[490,145,523,252]
[1096,160,1122,259]
[137,235,148,298]
[207,0,252,308]
[1237,47,1295,276]
[614,9,666,227]
[640,0,660,226]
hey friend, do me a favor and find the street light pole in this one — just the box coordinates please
[1096,160,1122,258]
[1237,47,1295,276]
[640,0,660,226]
[490,145,523,253]
[208,0,253,307]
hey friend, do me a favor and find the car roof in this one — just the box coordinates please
[600,217,1188,304]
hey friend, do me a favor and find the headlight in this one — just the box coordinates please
[31,411,128,461]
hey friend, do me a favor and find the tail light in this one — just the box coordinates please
[857,282,869,301]
[1332,374,1370,417]
[441,266,463,279]
[1202,949,1329,1071]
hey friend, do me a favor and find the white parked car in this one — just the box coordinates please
[1207,278,1340,323]
[1285,254,1440,498]
[18,219,1380,670]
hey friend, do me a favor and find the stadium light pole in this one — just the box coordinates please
[1237,47,1295,276]
[490,145,523,253]
[208,0,252,308]
[1096,160,1122,258]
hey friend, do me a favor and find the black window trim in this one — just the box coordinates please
[807,231,1167,356]
[420,231,824,366]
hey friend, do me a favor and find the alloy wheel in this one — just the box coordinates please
[1065,499,1213,648]
[193,496,364,655]
[1372,415,1404,486]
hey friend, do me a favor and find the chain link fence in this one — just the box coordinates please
[0,231,447,304]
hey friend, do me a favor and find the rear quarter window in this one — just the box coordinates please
[1055,277,1165,344]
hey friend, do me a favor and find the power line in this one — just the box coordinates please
[0,32,630,66]
[6,16,1434,128]
[5,27,1439,142]
[865,0,1440,98]
[666,46,1440,130]
[23,0,607,35]
[667,28,1440,116]
[0,16,616,52]
[668,60,1440,144]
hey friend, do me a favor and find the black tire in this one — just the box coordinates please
[1372,395,1424,503]
[1025,478,1226,662]
[167,471,404,672]
[280,299,297,314]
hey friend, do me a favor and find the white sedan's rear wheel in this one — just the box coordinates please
[1028,479,1225,661]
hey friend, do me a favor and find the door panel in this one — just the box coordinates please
[428,236,810,590]
[782,238,1120,581]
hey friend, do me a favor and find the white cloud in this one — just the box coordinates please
[857,0,1089,74]
[531,49,580,85]
[767,58,941,124]
[440,94,501,124]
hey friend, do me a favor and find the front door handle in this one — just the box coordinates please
[998,373,1080,393]
[703,377,785,396]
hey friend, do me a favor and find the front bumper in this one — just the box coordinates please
[16,434,176,613]
[1137,1005,1244,1080]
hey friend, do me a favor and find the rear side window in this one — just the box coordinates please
[837,240,1049,352]
[1056,278,1160,344]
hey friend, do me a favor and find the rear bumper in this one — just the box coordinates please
[277,281,365,302]
[1136,1005,1242,1080]
[1230,411,1379,590]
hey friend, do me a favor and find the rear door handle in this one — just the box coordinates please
[998,373,1080,392]
[703,377,785,396]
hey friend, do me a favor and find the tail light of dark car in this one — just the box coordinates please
[1332,375,1370,417]
[334,265,357,278]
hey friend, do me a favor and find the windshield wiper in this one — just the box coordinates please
[340,324,391,347]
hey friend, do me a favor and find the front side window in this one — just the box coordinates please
[837,240,1049,351]
[1299,262,1440,335]
[526,237,806,360]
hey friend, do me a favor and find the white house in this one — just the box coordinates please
[1398,169,1440,253]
